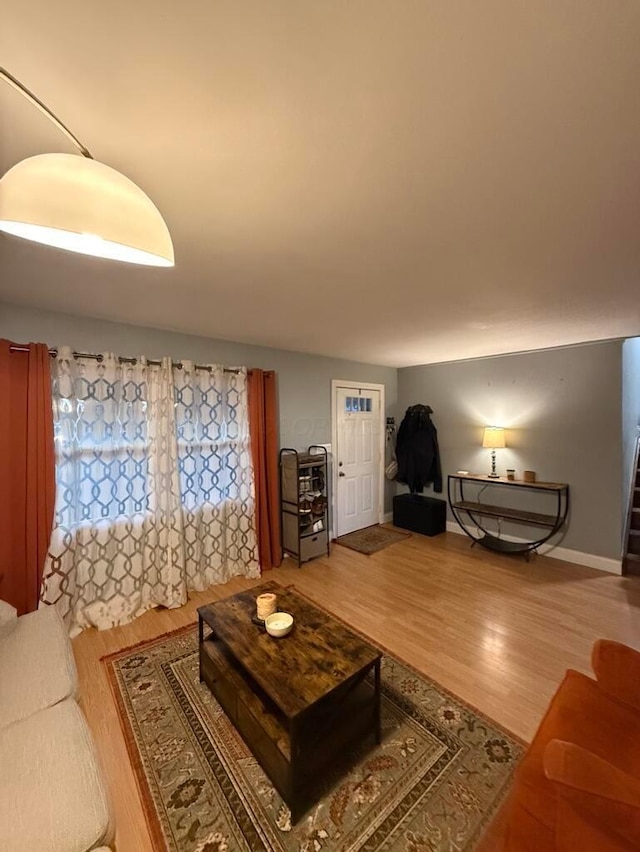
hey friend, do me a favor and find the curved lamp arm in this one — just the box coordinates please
[0,66,93,159]
[0,66,174,267]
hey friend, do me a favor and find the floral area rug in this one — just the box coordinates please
[334,525,411,555]
[104,618,523,851]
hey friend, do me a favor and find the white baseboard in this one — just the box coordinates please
[382,511,393,525]
[445,521,622,575]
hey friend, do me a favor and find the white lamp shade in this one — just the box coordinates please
[482,426,506,449]
[0,153,174,266]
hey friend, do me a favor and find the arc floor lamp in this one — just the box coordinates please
[0,68,174,267]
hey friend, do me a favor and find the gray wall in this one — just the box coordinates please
[397,341,623,559]
[0,302,398,512]
[1,301,626,554]
[622,337,640,532]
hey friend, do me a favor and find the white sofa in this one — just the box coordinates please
[0,601,114,852]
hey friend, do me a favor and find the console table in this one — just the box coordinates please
[447,473,569,556]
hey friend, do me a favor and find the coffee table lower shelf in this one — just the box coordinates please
[200,635,379,822]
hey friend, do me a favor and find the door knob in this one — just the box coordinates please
[339,472,345,477]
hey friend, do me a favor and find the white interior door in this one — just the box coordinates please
[335,386,382,536]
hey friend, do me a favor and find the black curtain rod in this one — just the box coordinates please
[8,344,243,374]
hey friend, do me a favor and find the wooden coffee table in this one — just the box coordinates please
[197,581,381,822]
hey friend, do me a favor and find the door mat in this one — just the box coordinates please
[103,608,523,851]
[335,524,411,555]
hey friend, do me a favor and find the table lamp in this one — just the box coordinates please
[482,427,505,478]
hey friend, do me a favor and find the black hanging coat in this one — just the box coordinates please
[395,405,442,493]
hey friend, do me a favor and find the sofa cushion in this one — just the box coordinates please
[0,604,78,729]
[0,599,17,639]
[505,669,640,850]
[0,699,114,852]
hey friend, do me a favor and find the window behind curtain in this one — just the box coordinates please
[54,370,150,523]
[42,351,259,635]
[173,363,258,592]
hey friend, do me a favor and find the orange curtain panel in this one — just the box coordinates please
[247,369,282,570]
[0,340,55,614]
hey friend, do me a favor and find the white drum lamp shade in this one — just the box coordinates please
[0,153,174,266]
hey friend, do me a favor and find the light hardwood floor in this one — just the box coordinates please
[73,530,640,851]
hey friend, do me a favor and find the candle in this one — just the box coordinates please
[256,593,277,621]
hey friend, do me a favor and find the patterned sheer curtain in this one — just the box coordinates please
[41,349,259,635]
[175,362,259,590]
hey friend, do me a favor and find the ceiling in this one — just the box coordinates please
[1,1,640,367]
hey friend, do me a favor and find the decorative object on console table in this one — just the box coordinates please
[482,426,506,478]
[393,493,446,536]
[280,446,330,565]
[447,473,569,559]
